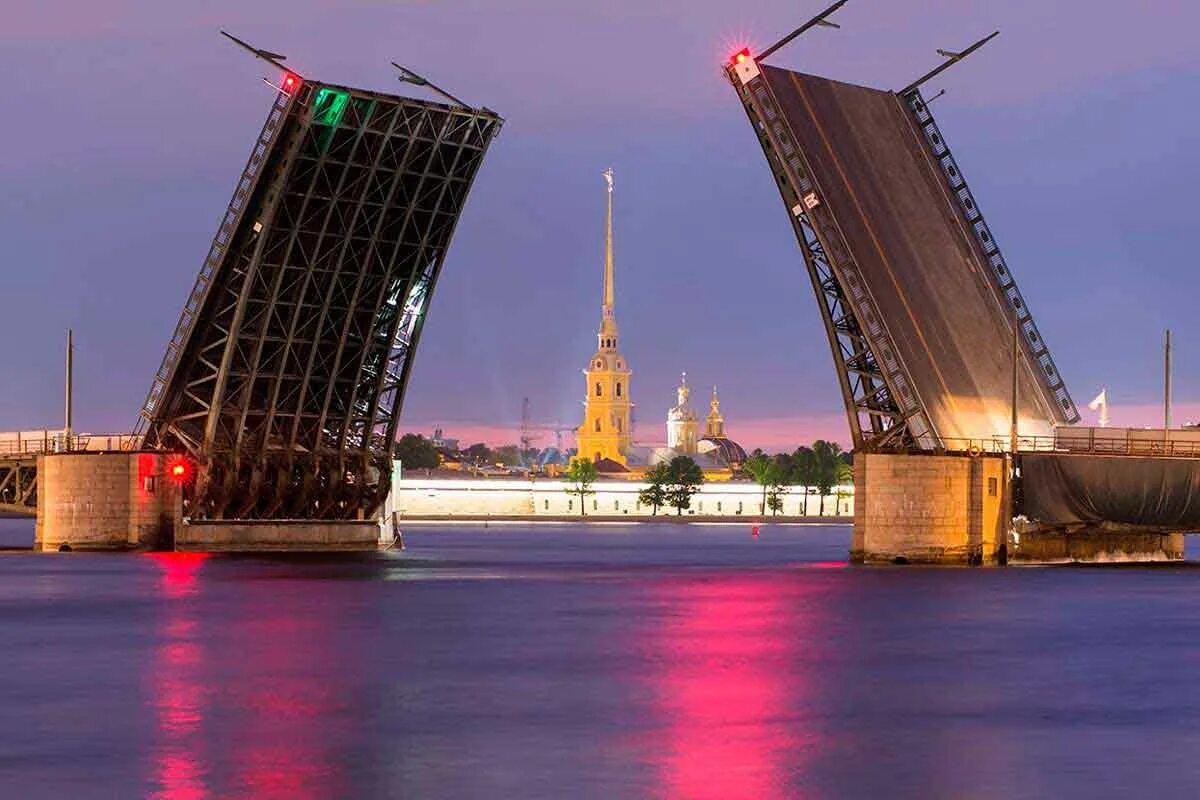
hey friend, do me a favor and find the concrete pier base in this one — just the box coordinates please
[35,451,182,552]
[175,520,380,552]
[1012,527,1185,563]
[852,452,1005,565]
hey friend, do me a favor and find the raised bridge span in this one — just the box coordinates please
[135,66,501,521]
[726,49,1077,453]
[724,7,1196,558]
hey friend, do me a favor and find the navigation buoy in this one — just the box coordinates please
[752,525,760,539]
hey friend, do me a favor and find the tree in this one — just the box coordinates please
[743,452,774,514]
[564,458,598,516]
[813,440,844,515]
[494,445,522,466]
[665,456,705,516]
[790,446,817,516]
[394,433,439,471]
[766,491,785,516]
[463,442,492,466]
[638,462,671,516]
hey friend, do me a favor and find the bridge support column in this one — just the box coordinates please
[852,452,1005,564]
[36,452,182,552]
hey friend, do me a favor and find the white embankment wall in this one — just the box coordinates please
[391,478,853,518]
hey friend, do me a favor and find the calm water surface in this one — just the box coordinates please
[3,518,1200,798]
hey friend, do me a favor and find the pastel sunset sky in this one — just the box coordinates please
[2,0,1197,451]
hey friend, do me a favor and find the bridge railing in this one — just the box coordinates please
[933,433,1200,459]
[0,433,142,458]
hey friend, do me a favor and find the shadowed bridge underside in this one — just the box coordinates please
[139,79,501,520]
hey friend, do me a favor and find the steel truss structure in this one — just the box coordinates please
[0,457,37,516]
[725,60,1076,452]
[138,78,502,519]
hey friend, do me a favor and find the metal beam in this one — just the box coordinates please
[757,0,850,62]
[899,30,999,96]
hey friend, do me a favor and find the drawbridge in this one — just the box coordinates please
[725,8,1078,453]
[136,40,502,520]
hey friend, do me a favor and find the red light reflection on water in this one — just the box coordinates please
[644,577,823,799]
[144,555,344,799]
[147,553,210,800]
[147,552,208,599]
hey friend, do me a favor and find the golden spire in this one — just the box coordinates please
[706,384,725,437]
[599,168,617,343]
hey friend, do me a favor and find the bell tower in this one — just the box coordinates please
[576,168,632,464]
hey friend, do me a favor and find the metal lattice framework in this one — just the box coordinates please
[139,78,501,519]
[725,58,1076,452]
[0,457,38,516]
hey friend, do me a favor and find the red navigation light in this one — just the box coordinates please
[732,48,751,65]
[282,72,299,94]
[166,457,192,484]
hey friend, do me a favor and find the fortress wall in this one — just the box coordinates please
[391,478,853,519]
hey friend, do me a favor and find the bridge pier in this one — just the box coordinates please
[852,452,1006,565]
[36,451,182,551]
[1011,527,1185,563]
[854,452,1190,564]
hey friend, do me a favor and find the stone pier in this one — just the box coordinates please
[852,452,1005,564]
[853,451,1190,565]
[1011,526,1185,563]
[36,451,182,551]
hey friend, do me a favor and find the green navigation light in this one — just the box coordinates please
[313,88,350,128]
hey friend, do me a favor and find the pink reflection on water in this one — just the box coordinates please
[224,595,346,799]
[147,552,208,599]
[643,577,825,799]
[144,556,348,799]
[147,553,210,799]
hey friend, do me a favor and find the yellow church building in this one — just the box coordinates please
[575,168,633,466]
[573,168,745,478]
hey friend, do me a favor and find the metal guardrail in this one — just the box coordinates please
[934,434,1200,459]
[135,87,295,432]
[0,433,142,458]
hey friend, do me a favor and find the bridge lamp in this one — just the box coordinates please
[166,457,193,485]
[729,48,760,85]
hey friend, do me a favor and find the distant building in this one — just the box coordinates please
[650,376,746,474]
[666,373,699,454]
[431,427,459,452]
[575,168,632,465]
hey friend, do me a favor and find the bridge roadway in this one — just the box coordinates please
[759,65,1069,442]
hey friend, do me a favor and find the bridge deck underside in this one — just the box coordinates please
[144,82,501,520]
[762,66,1070,442]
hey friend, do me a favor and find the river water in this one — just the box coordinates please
[3,518,1200,798]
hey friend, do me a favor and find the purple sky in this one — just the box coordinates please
[2,0,1198,451]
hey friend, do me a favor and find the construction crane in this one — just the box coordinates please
[516,399,575,454]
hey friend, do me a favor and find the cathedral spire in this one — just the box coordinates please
[706,384,725,438]
[599,168,618,346]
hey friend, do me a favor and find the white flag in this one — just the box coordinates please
[1087,389,1108,428]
